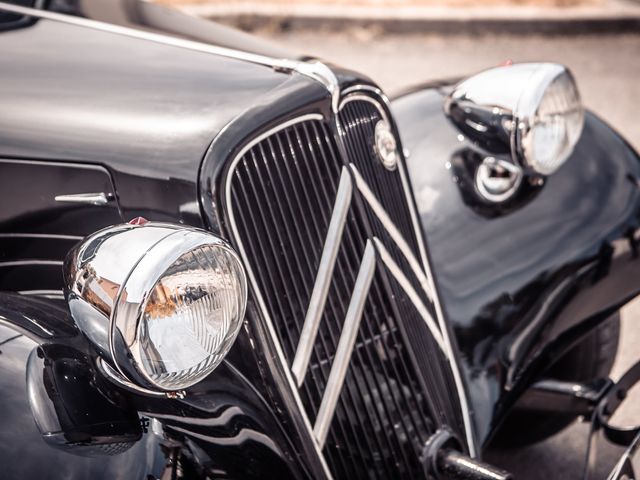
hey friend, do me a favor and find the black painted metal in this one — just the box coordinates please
[0,160,122,294]
[392,87,640,446]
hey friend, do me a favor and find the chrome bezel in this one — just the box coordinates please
[445,62,584,176]
[65,222,248,395]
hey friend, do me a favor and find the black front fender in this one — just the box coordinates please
[392,85,640,447]
[0,291,309,480]
[0,294,168,479]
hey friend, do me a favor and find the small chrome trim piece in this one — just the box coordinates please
[373,238,445,352]
[292,167,353,386]
[475,157,523,203]
[168,424,283,452]
[54,192,112,206]
[144,406,244,427]
[0,233,83,241]
[313,240,376,448]
[294,60,341,113]
[97,358,185,399]
[0,2,340,106]
[0,260,63,268]
[374,120,399,170]
[397,163,430,275]
[348,164,433,301]
[17,289,65,299]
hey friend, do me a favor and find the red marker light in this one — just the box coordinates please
[500,59,514,66]
[128,216,149,225]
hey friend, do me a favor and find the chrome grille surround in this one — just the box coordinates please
[223,87,474,479]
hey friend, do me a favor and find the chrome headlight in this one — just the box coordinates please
[65,222,247,394]
[445,62,584,176]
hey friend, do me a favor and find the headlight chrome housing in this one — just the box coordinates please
[445,62,584,176]
[65,222,247,395]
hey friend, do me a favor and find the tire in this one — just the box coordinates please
[492,313,620,448]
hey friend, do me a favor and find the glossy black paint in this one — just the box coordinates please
[0,160,122,294]
[0,293,168,479]
[0,290,308,479]
[0,8,312,225]
[27,343,143,455]
[392,86,640,445]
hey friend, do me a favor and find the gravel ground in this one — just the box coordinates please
[261,30,640,479]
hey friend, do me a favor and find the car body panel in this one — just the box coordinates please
[392,86,640,444]
[0,295,167,479]
[0,11,314,224]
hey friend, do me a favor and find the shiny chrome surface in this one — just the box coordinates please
[348,163,433,299]
[445,62,584,176]
[64,222,247,394]
[291,162,447,385]
[54,192,113,206]
[374,120,399,170]
[373,237,445,351]
[475,157,523,203]
[312,240,376,448]
[292,168,353,386]
[96,357,183,398]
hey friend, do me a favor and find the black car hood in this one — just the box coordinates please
[0,13,316,183]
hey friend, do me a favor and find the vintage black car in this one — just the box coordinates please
[1,1,639,479]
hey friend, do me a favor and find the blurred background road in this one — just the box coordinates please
[260,30,640,479]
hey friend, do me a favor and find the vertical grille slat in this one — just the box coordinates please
[226,97,466,479]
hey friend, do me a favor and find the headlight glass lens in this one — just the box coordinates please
[522,71,584,175]
[138,244,246,390]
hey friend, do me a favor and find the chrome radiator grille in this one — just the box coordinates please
[225,95,467,478]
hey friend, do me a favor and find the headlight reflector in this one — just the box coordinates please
[518,69,584,175]
[138,244,246,390]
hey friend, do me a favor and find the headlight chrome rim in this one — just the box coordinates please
[65,222,248,395]
[445,62,585,179]
[112,228,247,391]
[513,64,585,175]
